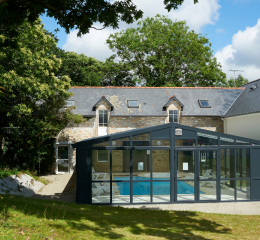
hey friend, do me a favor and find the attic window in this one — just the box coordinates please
[198,100,210,108]
[128,100,139,108]
[65,100,74,107]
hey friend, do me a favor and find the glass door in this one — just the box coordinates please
[175,150,196,202]
[57,145,69,173]
[198,150,218,201]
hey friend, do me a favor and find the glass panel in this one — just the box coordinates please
[104,112,108,125]
[99,111,104,126]
[236,148,250,178]
[58,146,68,159]
[97,150,109,162]
[236,180,250,200]
[111,137,130,147]
[65,100,74,107]
[236,140,250,145]
[132,150,150,176]
[112,182,130,204]
[199,151,217,179]
[177,151,195,180]
[133,182,151,203]
[128,100,138,107]
[199,100,209,107]
[177,181,195,201]
[112,150,130,180]
[220,149,235,178]
[169,114,173,123]
[199,180,217,200]
[152,139,170,146]
[174,110,178,123]
[220,137,234,145]
[93,141,110,147]
[175,139,196,146]
[92,150,110,181]
[153,182,170,203]
[57,160,69,172]
[197,133,218,146]
[221,180,235,201]
[152,150,170,178]
[92,182,110,204]
[133,133,150,146]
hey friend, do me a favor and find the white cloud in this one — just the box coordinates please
[63,0,221,61]
[215,19,260,82]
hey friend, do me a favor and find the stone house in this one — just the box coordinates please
[55,86,248,174]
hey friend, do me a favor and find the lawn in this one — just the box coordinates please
[0,195,259,239]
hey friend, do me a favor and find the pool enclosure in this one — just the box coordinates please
[72,123,260,205]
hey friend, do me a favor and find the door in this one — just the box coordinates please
[57,145,69,173]
[175,149,219,202]
[197,150,218,201]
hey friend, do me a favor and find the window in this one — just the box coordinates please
[198,100,210,108]
[128,100,138,108]
[65,100,74,107]
[169,110,178,123]
[97,150,109,162]
[99,110,108,127]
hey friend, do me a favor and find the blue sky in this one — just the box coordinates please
[40,0,260,82]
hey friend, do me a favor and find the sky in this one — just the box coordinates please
[40,0,260,82]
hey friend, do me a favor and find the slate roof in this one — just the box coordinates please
[224,79,260,118]
[68,87,244,117]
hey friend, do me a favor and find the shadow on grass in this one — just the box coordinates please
[0,195,232,239]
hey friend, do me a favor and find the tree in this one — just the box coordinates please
[227,74,249,87]
[106,15,226,87]
[0,18,84,169]
[0,0,198,37]
[57,51,105,86]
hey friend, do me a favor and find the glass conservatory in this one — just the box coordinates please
[72,123,260,205]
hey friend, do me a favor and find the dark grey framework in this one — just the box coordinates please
[72,123,260,205]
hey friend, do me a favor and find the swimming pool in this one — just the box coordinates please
[114,177,204,195]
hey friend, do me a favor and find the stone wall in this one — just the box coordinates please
[180,116,224,133]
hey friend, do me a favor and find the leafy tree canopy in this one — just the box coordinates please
[0,18,84,169]
[0,0,198,37]
[228,74,249,87]
[106,15,226,87]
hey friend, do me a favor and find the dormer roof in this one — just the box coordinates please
[163,95,184,110]
[92,95,114,111]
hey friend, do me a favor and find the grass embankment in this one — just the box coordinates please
[0,195,259,240]
[0,168,49,185]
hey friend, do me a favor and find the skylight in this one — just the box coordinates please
[198,100,210,108]
[65,100,74,107]
[128,100,139,108]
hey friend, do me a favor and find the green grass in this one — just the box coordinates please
[0,195,259,239]
[0,168,49,185]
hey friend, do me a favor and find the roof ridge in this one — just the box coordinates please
[71,86,245,89]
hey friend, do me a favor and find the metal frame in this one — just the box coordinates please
[72,123,260,205]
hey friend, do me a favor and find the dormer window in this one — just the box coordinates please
[169,110,178,123]
[198,100,210,108]
[65,100,74,107]
[128,100,139,108]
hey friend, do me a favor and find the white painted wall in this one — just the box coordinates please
[224,112,260,141]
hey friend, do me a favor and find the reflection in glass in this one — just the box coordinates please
[152,150,170,177]
[199,151,217,179]
[57,160,69,172]
[220,149,235,178]
[133,133,150,146]
[93,141,110,147]
[221,180,235,201]
[220,137,234,145]
[152,139,170,146]
[112,150,130,180]
[58,146,69,159]
[236,140,249,145]
[133,182,151,203]
[175,139,196,146]
[198,133,218,146]
[132,150,150,176]
[177,181,195,201]
[236,149,250,178]
[177,151,195,180]
[92,182,110,204]
[153,181,170,203]
[236,180,250,200]
[92,150,110,181]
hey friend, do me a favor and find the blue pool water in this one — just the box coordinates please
[114,177,204,195]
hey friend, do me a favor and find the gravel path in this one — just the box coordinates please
[32,174,260,215]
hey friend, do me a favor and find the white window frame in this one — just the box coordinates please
[97,150,109,162]
[56,144,70,174]
[169,110,178,123]
[128,100,139,108]
[99,110,108,127]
